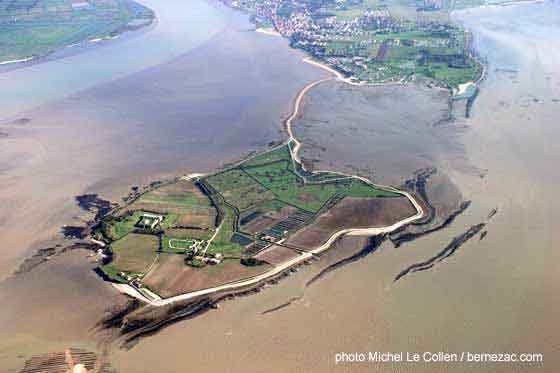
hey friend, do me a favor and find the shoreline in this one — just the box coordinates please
[0,14,156,72]
[0,57,35,66]
[255,27,282,37]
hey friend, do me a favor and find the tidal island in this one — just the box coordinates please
[95,138,423,305]
[90,70,424,306]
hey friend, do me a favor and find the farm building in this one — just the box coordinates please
[136,213,163,229]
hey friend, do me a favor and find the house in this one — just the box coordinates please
[136,213,163,230]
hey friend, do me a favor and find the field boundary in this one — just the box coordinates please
[111,62,425,306]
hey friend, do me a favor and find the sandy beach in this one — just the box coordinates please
[255,27,282,37]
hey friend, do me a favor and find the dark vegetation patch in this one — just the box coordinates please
[305,235,385,288]
[394,222,486,282]
[240,257,268,267]
[260,296,302,315]
[76,193,115,220]
[239,210,262,225]
[389,200,471,247]
[230,232,254,246]
[61,225,87,239]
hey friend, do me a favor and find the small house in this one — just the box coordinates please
[136,213,164,230]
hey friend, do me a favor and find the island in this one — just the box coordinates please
[90,71,424,305]
[88,0,503,310]
[0,0,154,64]
[95,140,422,304]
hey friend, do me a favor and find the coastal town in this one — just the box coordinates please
[225,0,482,88]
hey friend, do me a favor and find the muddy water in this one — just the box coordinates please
[293,81,461,186]
[0,0,328,369]
[0,2,326,280]
[111,2,559,372]
[0,0,226,117]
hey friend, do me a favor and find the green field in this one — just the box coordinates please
[0,0,154,61]
[206,203,244,258]
[98,141,403,292]
[327,0,417,21]
[101,233,158,280]
[136,184,214,212]
[104,210,145,240]
[161,236,197,254]
[319,25,478,88]
[203,142,400,234]
[204,169,276,211]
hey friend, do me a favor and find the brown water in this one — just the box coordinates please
[2,0,559,372]
[111,2,559,372]
[0,4,326,280]
[293,81,461,186]
[0,1,327,370]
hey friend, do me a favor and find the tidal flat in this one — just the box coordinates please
[2,0,560,372]
[113,2,560,373]
[0,0,326,369]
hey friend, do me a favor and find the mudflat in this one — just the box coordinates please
[112,3,560,372]
[0,4,326,281]
[286,196,415,249]
[0,1,326,369]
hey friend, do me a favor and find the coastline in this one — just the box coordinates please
[0,57,35,66]
[255,27,282,37]
[97,2,560,369]
[107,0,537,306]
[106,62,425,306]
[0,7,156,71]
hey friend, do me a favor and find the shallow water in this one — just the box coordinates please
[0,0,326,280]
[112,2,560,372]
[0,0,327,368]
[2,1,559,372]
[292,81,461,186]
[0,0,227,118]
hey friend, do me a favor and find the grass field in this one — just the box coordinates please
[102,233,158,277]
[136,180,214,212]
[206,200,245,258]
[161,236,197,254]
[106,210,145,240]
[204,169,276,211]
[0,0,154,61]
[99,142,404,294]
[321,25,477,88]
